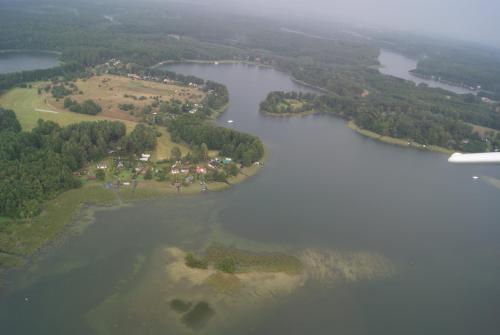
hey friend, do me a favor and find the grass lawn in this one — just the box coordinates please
[470,123,499,137]
[0,85,191,160]
[152,127,190,162]
[0,86,137,131]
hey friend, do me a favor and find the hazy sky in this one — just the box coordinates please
[186,0,500,47]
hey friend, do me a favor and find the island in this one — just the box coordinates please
[84,241,394,333]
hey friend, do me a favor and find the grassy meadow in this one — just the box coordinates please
[0,84,191,161]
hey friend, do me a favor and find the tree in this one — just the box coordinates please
[127,124,157,154]
[200,143,208,161]
[156,168,166,181]
[0,114,130,218]
[185,253,208,269]
[226,163,239,176]
[80,99,102,115]
[0,108,21,132]
[96,169,105,181]
[171,146,182,161]
[144,169,153,180]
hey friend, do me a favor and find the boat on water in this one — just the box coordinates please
[227,120,234,123]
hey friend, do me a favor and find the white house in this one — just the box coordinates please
[140,153,151,162]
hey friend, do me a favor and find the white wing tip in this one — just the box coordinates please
[448,152,500,164]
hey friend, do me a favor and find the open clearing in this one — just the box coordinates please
[0,86,137,131]
[48,74,207,122]
[470,123,499,137]
[0,85,190,160]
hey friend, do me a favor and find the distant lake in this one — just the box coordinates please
[0,51,60,74]
[378,49,474,95]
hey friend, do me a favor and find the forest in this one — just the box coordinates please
[168,115,264,166]
[0,108,157,218]
[1,0,499,170]
[372,31,500,99]
[261,88,500,151]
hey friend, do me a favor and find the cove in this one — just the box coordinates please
[0,51,60,74]
[378,49,475,95]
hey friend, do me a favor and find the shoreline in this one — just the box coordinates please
[290,78,330,94]
[261,109,319,118]
[210,102,229,120]
[0,145,269,286]
[0,49,62,56]
[263,107,453,155]
[154,59,273,69]
[347,120,454,155]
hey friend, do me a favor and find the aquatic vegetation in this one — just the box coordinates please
[170,299,192,313]
[482,176,500,190]
[205,243,303,274]
[300,249,395,285]
[132,254,146,276]
[215,257,236,273]
[165,246,306,300]
[184,253,208,269]
[181,301,216,330]
[206,272,242,293]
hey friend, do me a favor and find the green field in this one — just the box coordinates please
[0,87,137,131]
[0,86,190,160]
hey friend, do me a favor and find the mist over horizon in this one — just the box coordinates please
[165,0,500,48]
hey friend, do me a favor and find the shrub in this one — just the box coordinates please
[144,169,153,180]
[96,169,105,181]
[185,253,208,269]
[216,257,236,273]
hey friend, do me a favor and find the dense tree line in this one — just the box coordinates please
[0,108,157,218]
[372,32,500,97]
[260,91,318,114]
[1,1,498,153]
[204,80,229,111]
[63,98,102,115]
[168,115,264,166]
[260,90,500,152]
[0,62,84,92]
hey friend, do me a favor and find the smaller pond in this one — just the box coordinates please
[0,51,60,74]
[378,49,474,95]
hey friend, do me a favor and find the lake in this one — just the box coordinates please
[1,63,499,335]
[0,51,60,74]
[378,49,474,95]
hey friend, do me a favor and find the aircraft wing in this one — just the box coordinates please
[448,152,500,164]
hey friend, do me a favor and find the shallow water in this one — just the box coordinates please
[0,51,60,74]
[1,63,499,334]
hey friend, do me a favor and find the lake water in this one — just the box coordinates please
[0,51,60,74]
[378,49,474,95]
[1,63,499,334]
